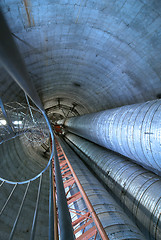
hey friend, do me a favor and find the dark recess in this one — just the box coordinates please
[156,93,161,99]
[73,82,81,87]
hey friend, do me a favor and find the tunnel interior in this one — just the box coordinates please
[0,0,161,239]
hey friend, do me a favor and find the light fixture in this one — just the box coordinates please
[0,119,7,125]
[13,120,22,125]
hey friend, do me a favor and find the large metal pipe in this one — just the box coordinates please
[54,141,74,240]
[57,137,146,240]
[0,10,44,111]
[65,133,161,240]
[64,99,161,175]
[49,162,54,240]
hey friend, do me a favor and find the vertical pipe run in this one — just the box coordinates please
[30,174,42,240]
[52,167,59,240]
[64,99,161,175]
[65,133,161,240]
[54,140,74,240]
[57,137,146,240]
[49,162,54,240]
[57,138,109,240]
[49,135,58,240]
[0,10,44,111]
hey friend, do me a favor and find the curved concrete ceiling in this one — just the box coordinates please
[0,1,161,239]
[0,0,161,116]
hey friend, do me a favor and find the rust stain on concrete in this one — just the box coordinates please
[23,0,35,27]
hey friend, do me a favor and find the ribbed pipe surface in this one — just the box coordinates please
[64,99,161,175]
[58,137,145,240]
[65,133,161,240]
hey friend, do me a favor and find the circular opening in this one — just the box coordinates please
[0,102,54,184]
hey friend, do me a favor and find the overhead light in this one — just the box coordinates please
[13,121,22,125]
[0,119,7,125]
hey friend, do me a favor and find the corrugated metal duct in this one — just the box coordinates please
[64,99,161,175]
[65,133,161,240]
[57,137,146,240]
